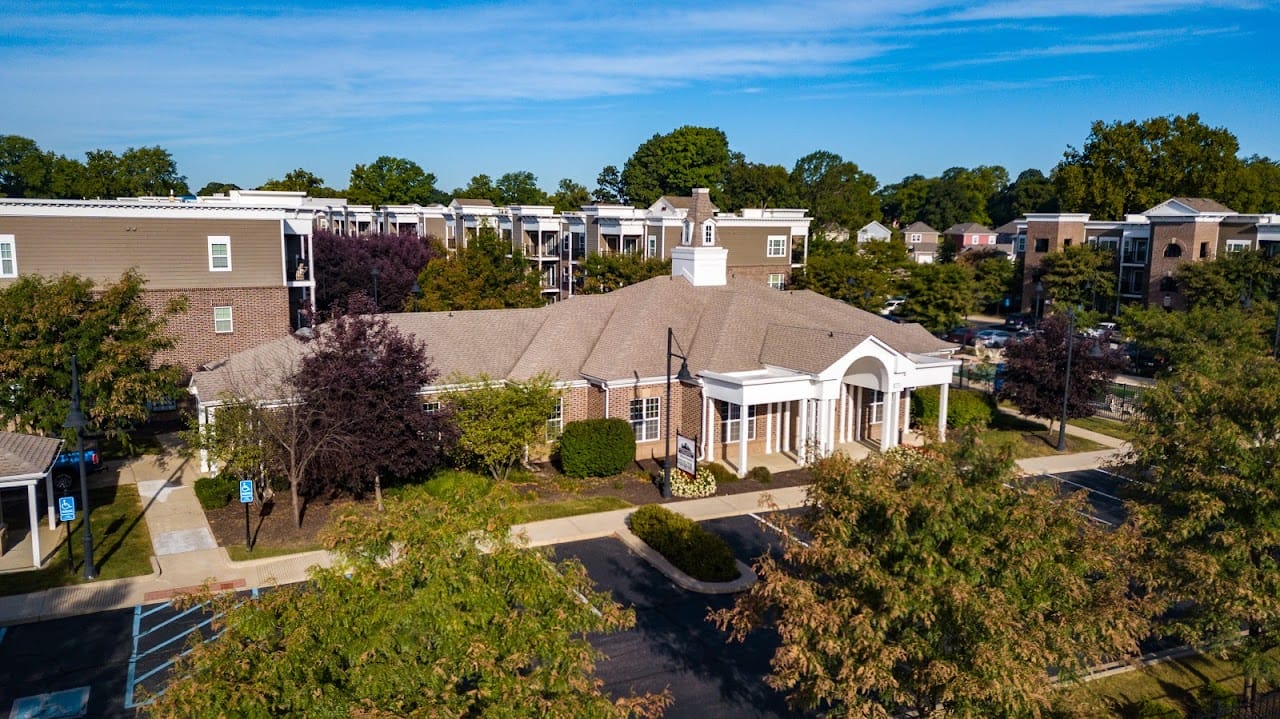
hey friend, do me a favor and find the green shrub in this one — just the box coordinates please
[704,461,737,484]
[425,470,491,502]
[194,474,237,510]
[747,466,772,483]
[557,418,635,478]
[628,505,738,582]
[1133,699,1182,719]
[1195,682,1237,715]
[911,386,995,430]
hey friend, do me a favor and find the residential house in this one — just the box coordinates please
[943,222,998,256]
[1017,197,1280,314]
[901,221,940,264]
[855,221,892,244]
[190,247,959,477]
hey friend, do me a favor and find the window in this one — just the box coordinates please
[987,236,995,245]
[1164,243,1183,258]
[647,235,658,257]
[0,235,15,277]
[720,402,757,442]
[422,401,441,414]
[1063,238,1073,247]
[910,233,922,243]
[702,222,715,246]
[1034,238,1049,253]
[767,273,786,290]
[213,306,233,333]
[867,390,884,424]
[1226,239,1250,253]
[1016,237,1026,253]
[630,397,660,442]
[208,236,231,271]
[766,235,786,257]
[546,397,563,440]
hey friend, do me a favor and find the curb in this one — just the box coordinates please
[614,528,757,595]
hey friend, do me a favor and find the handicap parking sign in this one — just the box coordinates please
[239,479,254,504]
[58,496,76,522]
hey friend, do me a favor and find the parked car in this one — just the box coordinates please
[974,329,1013,348]
[943,327,980,345]
[1084,322,1118,341]
[1124,343,1168,377]
[52,449,106,490]
[1004,313,1034,331]
[880,297,906,315]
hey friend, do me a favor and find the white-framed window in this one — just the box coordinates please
[213,306,233,333]
[910,233,922,243]
[766,235,786,257]
[987,236,995,245]
[208,235,231,271]
[767,273,785,290]
[702,222,715,246]
[0,234,15,277]
[647,235,658,257]
[630,397,660,442]
[422,401,441,414]
[720,402,757,443]
[546,396,563,440]
[867,389,884,424]
[1227,239,1251,253]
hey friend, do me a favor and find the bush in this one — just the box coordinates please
[704,461,736,484]
[557,418,635,478]
[628,505,738,582]
[1195,682,1237,715]
[425,470,491,503]
[1133,699,1182,719]
[194,474,237,510]
[747,466,772,483]
[911,386,995,430]
[670,466,716,498]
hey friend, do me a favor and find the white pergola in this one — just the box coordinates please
[0,431,64,567]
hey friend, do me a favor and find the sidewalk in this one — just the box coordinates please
[0,419,1127,627]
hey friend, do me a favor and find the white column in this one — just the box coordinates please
[738,404,749,477]
[822,399,834,454]
[45,473,55,529]
[764,402,774,455]
[782,401,791,454]
[27,484,41,567]
[703,397,714,461]
[797,399,808,455]
[879,391,895,453]
[938,382,949,442]
[855,387,863,442]
[903,389,913,444]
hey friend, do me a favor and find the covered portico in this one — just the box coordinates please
[0,431,64,568]
[697,333,958,477]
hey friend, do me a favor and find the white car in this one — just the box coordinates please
[880,297,906,315]
[974,329,1013,348]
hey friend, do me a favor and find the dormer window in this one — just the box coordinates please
[702,222,715,246]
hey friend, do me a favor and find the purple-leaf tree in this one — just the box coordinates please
[293,295,457,507]
[312,228,443,315]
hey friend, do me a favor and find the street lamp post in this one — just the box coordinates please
[1058,309,1076,453]
[1033,280,1044,324]
[409,280,422,312]
[62,354,96,580]
[371,266,381,310]
[662,327,693,499]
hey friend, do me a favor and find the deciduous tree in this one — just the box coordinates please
[454,173,502,203]
[790,242,905,312]
[347,155,441,207]
[988,168,1057,226]
[442,374,560,481]
[723,154,795,212]
[789,150,879,233]
[0,270,186,445]
[496,170,549,205]
[621,126,731,207]
[901,262,974,332]
[1037,244,1116,311]
[311,228,442,315]
[578,253,670,294]
[258,168,337,196]
[410,225,543,311]
[196,181,240,196]
[149,482,670,718]
[714,440,1145,718]
[550,177,591,213]
[955,246,1016,312]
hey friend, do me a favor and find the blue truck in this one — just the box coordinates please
[51,449,106,493]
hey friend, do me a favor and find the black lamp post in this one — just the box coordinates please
[662,327,694,499]
[371,266,381,310]
[1058,309,1077,453]
[62,355,96,580]
[1033,280,1044,323]
[410,280,422,312]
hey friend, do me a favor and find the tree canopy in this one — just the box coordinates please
[149,481,670,718]
[258,168,339,196]
[550,177,591,213]
[347,155,442,207]
[902,262,974,333]
[0,270,186,444]
[410,225,543,311]
[621,126,731,207]
[312,228,442,315]
[955,247,1017,312]
[578,253,670,295]
[789,150,879,233]
[1037,244,1116,311]
[714,440,1145,718]
[722,155,795,212]
[442,374,560,481]
[790,240,909,312]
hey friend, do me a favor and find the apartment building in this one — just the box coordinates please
[1015,197,1280,314]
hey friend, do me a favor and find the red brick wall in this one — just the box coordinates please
[146,287,292,375]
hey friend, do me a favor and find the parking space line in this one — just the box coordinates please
[1046,473,1124,503]
[748,513,809,548]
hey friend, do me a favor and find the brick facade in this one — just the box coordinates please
[146,287,292,375]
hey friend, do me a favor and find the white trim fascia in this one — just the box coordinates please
[0,201,294,221]
[0,472,46,486]
[1024,212,1092,222]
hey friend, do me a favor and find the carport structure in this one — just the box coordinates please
[0,431,63,567]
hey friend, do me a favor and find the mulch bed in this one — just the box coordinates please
[201,460,813,553]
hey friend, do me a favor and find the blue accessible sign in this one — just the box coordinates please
[58,496,76,522]
[238,479,254,504]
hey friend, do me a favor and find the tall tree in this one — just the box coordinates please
[294,302,456,509]
[621,126,731,207]
[593,165,626,204]
[311,228,442,315]
[902,262,975,332]
[877,174,935,229]
[790,242,907,311]
[550,177,591,213]
[196,181,241,196]
[0,135,52,197]
[454,173,502,203]
[1175,248,1280,312]
[789,150,880,233]
[1054,113,1242,219]
[442,374,560,481]
[988,168,1057,226]
[1225,155,1280,214]
[723,154,795,212]
[496,170,549,205]
[956,246,1017,311]
[411,225,543,311]
[714,440,1145,718]
[916,166,1006,231]
[0,271,186,444]
[80,146,189,198]
[258,168,337,196]
[578,254,670,295]
[1037,244,1116,312]
[999,312,1127,436]
[150,482,670,718]
[347,156,441,207]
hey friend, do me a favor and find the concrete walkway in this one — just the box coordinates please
[0,418,1128,628]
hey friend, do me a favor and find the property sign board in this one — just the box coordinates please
[675,433,697,478]
[238,479,254,504]
[58,496,76,522]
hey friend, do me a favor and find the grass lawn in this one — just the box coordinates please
[505,496,633,524]
[982,412,1107,459]
[1063,647,1280,717]
[1069,415,1140,443]
[0,484,153,596]
[226,543,322,562]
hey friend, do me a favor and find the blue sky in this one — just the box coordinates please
[2,0,1277,195]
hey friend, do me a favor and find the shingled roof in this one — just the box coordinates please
[0,431,63,479]
[191,276,952,401]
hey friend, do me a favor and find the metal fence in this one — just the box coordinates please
[1188,691,1280,719]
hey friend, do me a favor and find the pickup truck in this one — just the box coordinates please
[51,449,106,492]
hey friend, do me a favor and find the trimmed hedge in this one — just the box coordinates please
[628,505,739,582]
[747,466,772,484]
[704,461,737,484]
[194,474,237,510]
[911,386,996,430]
[557,418,636,478]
